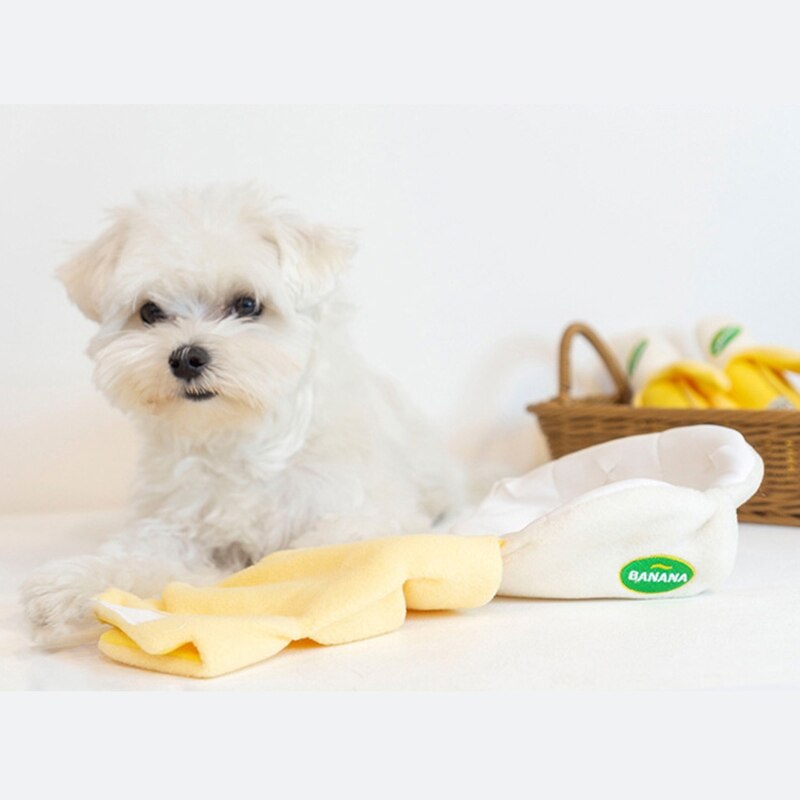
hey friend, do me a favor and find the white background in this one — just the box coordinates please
[2,105,800,512]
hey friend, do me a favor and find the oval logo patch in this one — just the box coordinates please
[620,555,695,594]
[710,325,741,356]
[626,339,649,377]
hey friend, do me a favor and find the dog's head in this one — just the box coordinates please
[59,185,355,434]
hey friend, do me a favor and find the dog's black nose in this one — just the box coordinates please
[169,345,210,381]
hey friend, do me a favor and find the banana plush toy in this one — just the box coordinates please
[613,332,736,409]
[696,317,800,410]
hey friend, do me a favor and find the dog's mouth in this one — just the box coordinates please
[183,389,216,402]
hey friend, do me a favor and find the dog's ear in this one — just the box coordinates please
[260,213,356,310]
[57,215,129,322]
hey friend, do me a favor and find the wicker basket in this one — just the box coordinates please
[528,322,800,526]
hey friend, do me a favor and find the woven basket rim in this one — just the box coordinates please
[528,397,800,423]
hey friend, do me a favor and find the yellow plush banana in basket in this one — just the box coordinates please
[614,332,737,409]
[696,318,800,410]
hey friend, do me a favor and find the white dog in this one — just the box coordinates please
[21,184,463,646]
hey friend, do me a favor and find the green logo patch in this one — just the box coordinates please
[620,555,695,594]
[626,339,649,377]
[710,326,741,356]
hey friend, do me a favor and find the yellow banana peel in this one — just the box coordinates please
[725,350,800,410]
[634,362,738,409]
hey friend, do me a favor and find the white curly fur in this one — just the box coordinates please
[21,184,463,646]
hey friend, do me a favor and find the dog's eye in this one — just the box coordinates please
[140,302,167,325]
[230,295,262,318]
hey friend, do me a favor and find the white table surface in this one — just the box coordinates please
[1,509,798,690]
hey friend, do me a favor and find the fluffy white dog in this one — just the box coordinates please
[21,184,463,646]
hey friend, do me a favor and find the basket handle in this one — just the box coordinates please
[558,322,632,404]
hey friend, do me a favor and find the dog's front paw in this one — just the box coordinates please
[20,556,108,648]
